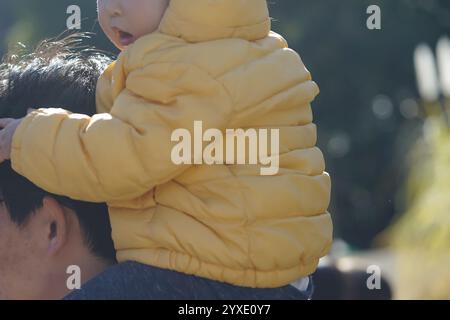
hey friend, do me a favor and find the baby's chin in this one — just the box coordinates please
[112,38,134,51]
[111,36,135,51]
[109,29,156,50]
[106,30,135,50]
[118,31,136,47]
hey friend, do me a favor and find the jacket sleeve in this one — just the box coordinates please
[11,62,233,202]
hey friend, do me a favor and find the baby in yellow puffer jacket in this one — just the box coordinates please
[0,0,332,288]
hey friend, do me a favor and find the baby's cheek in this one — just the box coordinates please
[97,7,111,36]
[100,25,120,49]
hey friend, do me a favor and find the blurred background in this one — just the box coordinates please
[0,0,449,299]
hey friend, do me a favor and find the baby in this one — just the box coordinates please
[0,0,332,289]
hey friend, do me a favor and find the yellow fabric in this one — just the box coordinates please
[11,0,333,288]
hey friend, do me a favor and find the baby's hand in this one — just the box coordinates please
[0,118,23,163]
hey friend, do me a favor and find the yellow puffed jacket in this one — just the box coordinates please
[11,0,332,288]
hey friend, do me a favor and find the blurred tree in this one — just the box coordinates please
[389,116,450,299]
[1,0,450,249]
[269,0,450,248]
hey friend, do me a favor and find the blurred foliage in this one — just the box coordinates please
[389,114,450,299]
[1,0,450,249]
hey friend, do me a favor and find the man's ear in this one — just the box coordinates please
[40,197,68,256]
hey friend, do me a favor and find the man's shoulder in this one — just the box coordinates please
[64,261,312,300]
[64,261,162,300]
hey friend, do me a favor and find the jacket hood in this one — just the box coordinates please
[159,0,271,42]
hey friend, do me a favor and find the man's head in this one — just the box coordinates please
[97,0,170,50]
[0,35,116,300]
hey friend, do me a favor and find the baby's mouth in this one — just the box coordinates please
[116,29,135,47]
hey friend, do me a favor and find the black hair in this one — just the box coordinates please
[0,33,117,263]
